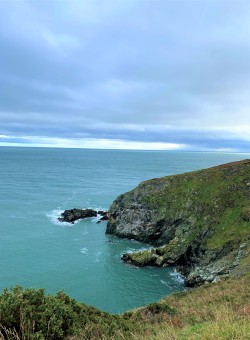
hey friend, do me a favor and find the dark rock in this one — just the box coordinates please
[100,215,109,221]
[58,208,109,224]
[98,210,107,216]
[98,211,108,220]
[58,208,97,223]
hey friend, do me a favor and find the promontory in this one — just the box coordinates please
[106,159,250,286]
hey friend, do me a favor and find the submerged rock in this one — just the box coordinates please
[58,208,107,223]
[107,159,250,285]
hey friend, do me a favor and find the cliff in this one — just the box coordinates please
[107,159,250,286]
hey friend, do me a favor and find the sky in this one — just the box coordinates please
[0,0,249,151]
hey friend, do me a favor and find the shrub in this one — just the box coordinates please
[0,286,84,339]
[0,286,142,339]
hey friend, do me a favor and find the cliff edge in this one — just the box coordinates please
[107,159,250,286]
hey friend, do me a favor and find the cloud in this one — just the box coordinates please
[0,0,249,150]
[0,134,186,151]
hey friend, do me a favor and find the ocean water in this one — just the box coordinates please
[0,147,249,313]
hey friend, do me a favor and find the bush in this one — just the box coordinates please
[0,286,142,339]
[0,286,85,339]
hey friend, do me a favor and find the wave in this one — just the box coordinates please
[170,270,185,284]
[80,247,88,254]
[46,209,79,226]
[91,214,102,223]
[94,251,102,262]
[160,279,170,287]
[89,206,108,223]
[123,246,150,254]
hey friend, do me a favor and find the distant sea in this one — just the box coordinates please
[0,147,249,313]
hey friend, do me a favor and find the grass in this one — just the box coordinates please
[131,273,250,339]
[206,205,249,250]
[0,273,249,339]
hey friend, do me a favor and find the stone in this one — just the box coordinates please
[58,208,98,223]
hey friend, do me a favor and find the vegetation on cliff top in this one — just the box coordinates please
[108,159,250,285]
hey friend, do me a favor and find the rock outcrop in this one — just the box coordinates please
[58,208,108,223]
[107,159,250,286]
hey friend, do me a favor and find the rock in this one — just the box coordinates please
[106,159,250,286]
[58,208,98,223]
[58,208,109,224]
[155,256,164,266]
[98,210,107,216]
[98,211,109,221]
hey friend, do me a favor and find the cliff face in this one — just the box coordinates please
[107,160,250,286]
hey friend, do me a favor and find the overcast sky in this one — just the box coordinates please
[0,0,249,151]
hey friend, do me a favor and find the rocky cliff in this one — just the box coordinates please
[107,160,250,286]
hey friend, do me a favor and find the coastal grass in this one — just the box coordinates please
[0,273,249,339]
[131,273,250,339]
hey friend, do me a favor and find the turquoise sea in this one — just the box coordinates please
[0,147,249,313]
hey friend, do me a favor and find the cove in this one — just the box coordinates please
[0,148,248,313]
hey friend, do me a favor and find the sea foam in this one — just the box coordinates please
[80,247,88,254]
[170,270,185,284]
[47,209,79,226]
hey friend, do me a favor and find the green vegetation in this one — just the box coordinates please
[0,286,141,339]
[141,160,250,250]
[1,274,249,339]
[112,160,250,285]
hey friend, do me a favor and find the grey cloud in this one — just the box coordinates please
[0,0,249,150]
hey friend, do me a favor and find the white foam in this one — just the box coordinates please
[91,214,102,223]
[94,252,102,262]
[127,246,150,253]
[93,206,107,212]
[170,270,185,284]
[160,279,170,287]
[80,247,88,254]
[47,208,80,226]
[89,206,108,223]
[46,209,66,226]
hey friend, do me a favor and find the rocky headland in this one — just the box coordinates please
[107,159,250,286]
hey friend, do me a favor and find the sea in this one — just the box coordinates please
[0,147,249,313]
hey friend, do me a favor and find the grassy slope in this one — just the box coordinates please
[128,273,250,340]
[77,273,250,339]
[140,159,250,249]
[120,160,250,278]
